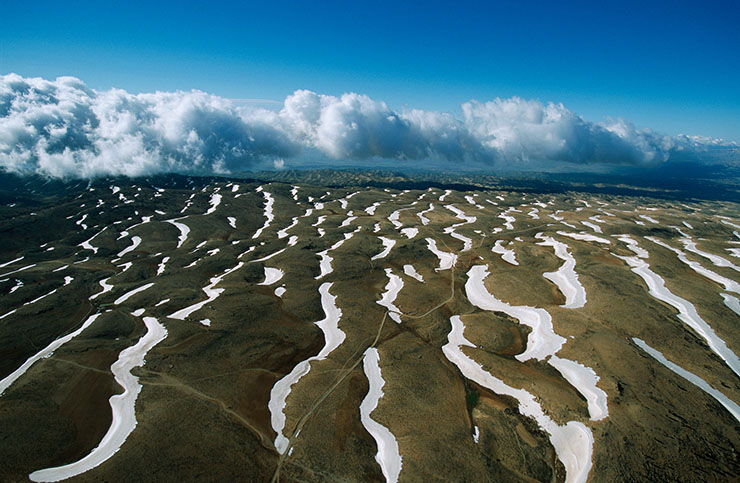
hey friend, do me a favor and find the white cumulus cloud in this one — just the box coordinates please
[0,73,298,178]
[0,73,735,178]
[461,98,683,165]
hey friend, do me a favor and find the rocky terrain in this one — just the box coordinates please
[1,171,739,482]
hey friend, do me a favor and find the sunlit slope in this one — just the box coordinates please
[1,177,739,482]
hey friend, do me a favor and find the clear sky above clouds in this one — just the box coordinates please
[3,0,738,142]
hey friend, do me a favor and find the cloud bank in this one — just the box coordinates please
[1,73,735,178]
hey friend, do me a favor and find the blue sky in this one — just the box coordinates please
[2,0,739,141]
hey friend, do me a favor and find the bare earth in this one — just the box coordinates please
[1,174,739,482]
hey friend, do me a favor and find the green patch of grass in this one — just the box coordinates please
[466,387,479,410]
